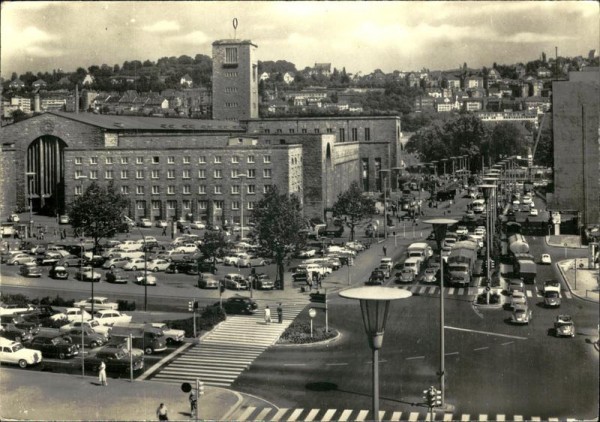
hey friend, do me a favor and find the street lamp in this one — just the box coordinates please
[237,174,247,240]
[479,184,496,293]
[380,169,390,240]
[340,286,412,421]
[424,218,457,409]
[25,172,36,239]
[134,226,148,311]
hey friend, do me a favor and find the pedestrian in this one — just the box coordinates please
[161,225,167,236]
[277,303,283,323]
[189,392,197,415]
[383,245,387,257]
[156,403,169,421]
[98,361,107,386]
[317,273,322,289]
[264,305,271,324]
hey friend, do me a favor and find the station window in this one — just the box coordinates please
[136,170,144,179]
[136,157,144,164]
[167,186,175,195]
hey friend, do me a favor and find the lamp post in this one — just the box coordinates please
[479,185,496,294]
[340,286,412,421]
[80,305,86,377]
[238,174,247,240]
[424,218,457,409]
[25,172,36,239]
[380,169,390,240]
[134,226,148,311]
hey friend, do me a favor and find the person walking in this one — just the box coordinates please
[383,245,387,257]
[264,305,271,324]
[161,225,167,236]
[156,403,169,421]
[277,303,283,324]
[98,361,107,386]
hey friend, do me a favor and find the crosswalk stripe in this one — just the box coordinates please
[443,414,453,421]
[255,407,272,420]
[419,286,427,294]
[338,409,353,421]
[390,411,402,421]
[286,408,304,421]
[428,286,436,294]
[356,410,369,421]
[458,288,465,295]
[535,289,542,298]
[448,288,455,295]
[496,414,505,421]
[304,409,319,421]
[563,291,572,299]
[526,290,532,297]
[461,414,470,421]
[530,417,541,421]
[270,408,288,422]
[378,411,386,421]
[425,412,435,421]
[513,416,523,421]
[321,409,337,422]
[409,412,419,421]
[548,418,559,422]
[479,414,488,421]
[236,406,256,421]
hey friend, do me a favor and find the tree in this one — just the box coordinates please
[198,230,229,269]
[251,186,306,290]
[487,122,530,162]
[68,182,129,253]
[331,182,376,241]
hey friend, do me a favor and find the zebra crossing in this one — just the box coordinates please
[396,284,572,300]
[227,406,571,422]
[147,301,308,387]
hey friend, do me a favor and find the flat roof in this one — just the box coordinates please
[49,111,244,132]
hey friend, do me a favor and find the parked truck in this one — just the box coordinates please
[446,240,479,286]
[110,323,168,355]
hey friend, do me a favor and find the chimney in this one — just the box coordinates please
[75,84,79,113]
[34,94,41,112]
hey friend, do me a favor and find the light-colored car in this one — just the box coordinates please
[511,304,532,324]
[123,258,150,271]
[74,297,119,311]
[148,259,171,272]
[190,221,206,230]
[529,208,539,216]
[455,226,468,236]
[8,253,35,266]
[50,308,92,324]
[173,244,198,254]
[19,262,43,277]
[59,215,70,224]
[396,268,415,283]
[345,241,365,252]
[93,310,132,326]
[135,273,157,286]
[223,273,248,290]
[59,319,111,337]
[235,254,268,267]
[554,315,575,337]
[540,254,552,265]
[138,218,152,228]
[155,220,168,228]
[223,254,241,266]
[102,257,130,269]
[510,291,527,309]
[75,266,102,282]
[151,323,185,344]
[421,268,438,283]
[0,338,42,368]
[296,248,317,258]
[507,279,524,295]
[9,214,20,223]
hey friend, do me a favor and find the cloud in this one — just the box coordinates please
[2,25,62,57]
[504,32,575,44]
[167,30,210,45]
[142,20,180,33]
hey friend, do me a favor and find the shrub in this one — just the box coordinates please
[41,316,69,329]
[117,300,136,312]
[1,293,30,306]
[164,307,226,337]
[38,295,74,307]
[278,321,337,344]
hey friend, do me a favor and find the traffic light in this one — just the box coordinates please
[188,301,194,312]
[433,387,442,406]
[309,292,326,303]
[197,380,205,396]
[423,386,435,407]
[194,301,199,310]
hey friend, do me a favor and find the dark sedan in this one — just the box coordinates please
[49,265,69,280]
[84,347,144,374]
[57,254,82,267]
[26,334,79,359]
[214,296,258,315]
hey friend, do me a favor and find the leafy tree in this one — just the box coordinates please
[487,122,530,162]
[251,186,306,290]
[331,181,376,241]
[68,182,129,253]
[198,230,229,269]
[533,114,553,168]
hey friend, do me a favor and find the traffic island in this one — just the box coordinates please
[276,320,340,346]
[473,290,504,309]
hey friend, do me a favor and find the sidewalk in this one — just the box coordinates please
[556,258,599,303]
[546,235,586,249]
[0,368,273,421]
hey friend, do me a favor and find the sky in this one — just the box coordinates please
[1,1,598,77]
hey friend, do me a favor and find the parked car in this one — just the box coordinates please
[455,226,468,236]
[50,308,92,324]
[554,315,575,338]
[84,347,144,374]
[19,262,43,277]
[49,265,69,280]
[135,274,157,286]
[296,248,317,258]
[8,253,35,266]
[36,252,63,266]
[250,273,275,290]
[0,337,42,368]
[197,260,217,274]
[540,254,552,265]
[59,320,111,338]
[59,215,70,224]
[93,310,132,326]
[9,214,20,222]
[75,266,101,282]
[0,314,40,335]
[148,259,170,272]
[155,220,168,228]
[215,296,258,315]
[74,297,119,312]
[510,304,532,324]
[223,273,248,290]
[102,257,130,270]
[25,333,79,359]
[0,323,33,343]
[138,218,152,228]
[105,269,129,284]
[123,258,150,271]
[151,323,185,344]
[56,254,82,267]
[345,241,365,252]
[236,254,269,267]
[165,261,197,275]
[529,208,539,216]
[190,221,206,230]
[292,269,309,283]
[63,327,106,348]
[198,276,219,289]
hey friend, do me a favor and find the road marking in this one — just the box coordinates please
[378,411,386,421]
[287,408,304,421]
[496,415,505,422]
[563,291,572,299]
[479,415,488,421]
[428,286,436,294]
[419,286,427,294]
[530,417,541,421]
[445,351,459,356]
[321,409,337,422]
[304,409,319,421]
[356,410,369,421]
[501,341,514,346]
[338,409,352,421]
[548,418,559,422]
[448,288,455,295]
[473,346,489,351]
[409,412,420,421]
[326,362,348,366]
[461,415,470,421]
[443,414,453,421]
[425,412,435,421]
[406,355,425,360]
[445,326,527,340]
[458,288,465,295]
[236,407,256,421]
[255,408,272,420]
[390,411,402,421]
[137,342,193,380]
[284,363,306,366]
[526,290,532,297]
[270,408,288,421]
[513,416,523,421]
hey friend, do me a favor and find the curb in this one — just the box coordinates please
[555,260,598,304]
[544,236,587,249]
